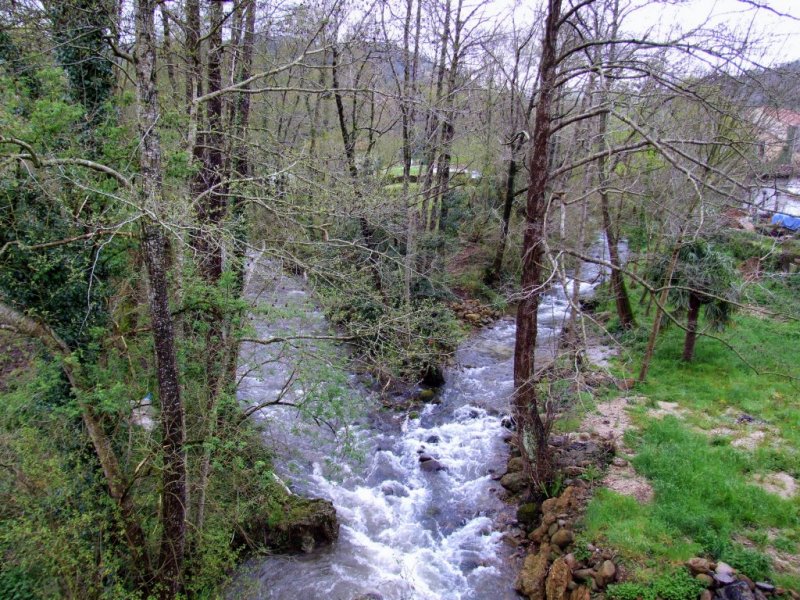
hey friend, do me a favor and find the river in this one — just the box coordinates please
[233,244,612,600]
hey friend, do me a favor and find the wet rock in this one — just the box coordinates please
[516,544,550,600]
[425,435,440,444]
[237,496,338,554]
[501,471,528,493]
[755,582,775,593]
[380,481,409,497]
[353,593,383,600]
[550,529,574,548]
[420,459,446,472]
[546,558,572,600]
[418,388,436,401]
[502,415,517,430]
[717,581,756,600]
[517,502,541,527]
[418,453,434,462]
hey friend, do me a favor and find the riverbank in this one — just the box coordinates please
[506,276,800,599]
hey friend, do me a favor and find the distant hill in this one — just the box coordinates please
[717,59,800,110]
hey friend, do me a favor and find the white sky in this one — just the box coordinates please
[624,0,800,65]
[497,0,800,66]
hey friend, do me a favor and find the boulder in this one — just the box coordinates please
[517,544,551,600]
[717,581,756,600]
[696,573,714,587]
[420,459,446,472]
[550,529,574,548]
[501,471,528,493]
[546,558,572,600]
[715,562,737,586]
[237,496,338,554]
[572,569,594,583]
[528,523,549,544]
[594,560,616,587]
[687,557,714,574]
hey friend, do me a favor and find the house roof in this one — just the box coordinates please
[760,107,800,128]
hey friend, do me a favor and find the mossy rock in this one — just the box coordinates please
[418,388,436,401]
[517,502,540,527]
[236,495,338,554]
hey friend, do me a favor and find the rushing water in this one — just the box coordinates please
[233,243,615,600]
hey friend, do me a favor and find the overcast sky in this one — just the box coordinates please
[624,0,800,65]
[494,0,800,66]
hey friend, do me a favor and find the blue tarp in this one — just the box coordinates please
[771,213,800,231]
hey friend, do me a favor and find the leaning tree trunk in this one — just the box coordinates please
[134,1,186,596]
[513,0,562,491]
[682,292,701,362]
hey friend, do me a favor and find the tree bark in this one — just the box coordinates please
[682,292,701,362]
[134,1,186,595]
[513,0,562,490]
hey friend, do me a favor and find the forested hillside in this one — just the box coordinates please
[0,0,798,599]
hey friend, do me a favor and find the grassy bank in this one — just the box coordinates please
[580,275,800,591]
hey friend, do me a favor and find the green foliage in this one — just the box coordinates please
[647,239,739,332]
[718,544,772,582]
[49,0,114,127]
[607,569,705,600]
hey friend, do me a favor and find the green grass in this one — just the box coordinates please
[582,275,800,587]
[634,311,800,453]
[584,418,798,580]
[631,417,797,538]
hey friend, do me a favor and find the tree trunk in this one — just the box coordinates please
[682,292,701,362]
[486,155,518,285]
[513,0,562,491]
[596,97,635,329]
[331,43,383,293]
[134,1,186,595]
